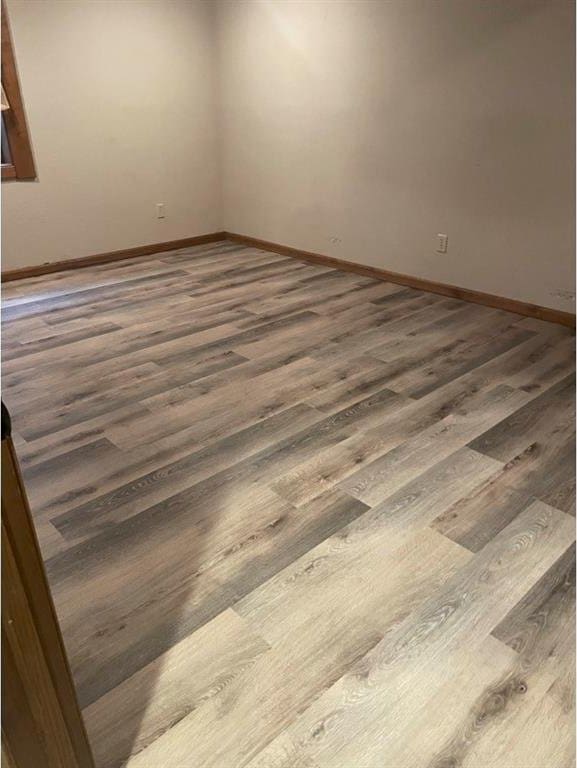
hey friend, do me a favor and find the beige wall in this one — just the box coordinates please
[217,0,575,311]
[2,0,220,270]
[2,0,574,312]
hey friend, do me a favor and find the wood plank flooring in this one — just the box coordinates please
[2,240,575,768]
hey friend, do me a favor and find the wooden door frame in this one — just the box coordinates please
[2,403,95,767]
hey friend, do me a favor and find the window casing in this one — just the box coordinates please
[1,1,36,181]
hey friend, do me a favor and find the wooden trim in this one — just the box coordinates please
[1,1,36,181]
[4,227,573,327]
[2,738,18,768]
[2,163,16,179]
[225,232,576,328]
[1,232,227,281]
[2,432,95,767]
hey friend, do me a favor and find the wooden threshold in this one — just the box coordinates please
[1,232,227,282]
[225,232,576,328]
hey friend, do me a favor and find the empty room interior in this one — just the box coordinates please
[1,0,576,766]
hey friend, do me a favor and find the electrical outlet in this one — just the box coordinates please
[156,203,165,219]
[436,233,448,254]
[329,236,342,244]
